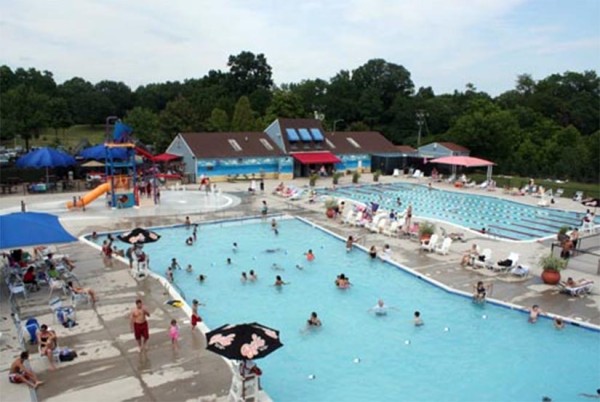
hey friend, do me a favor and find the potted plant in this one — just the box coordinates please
[324,198,338,218]
[332,172,343,185]
[539,254,566,285]
[418,221,435,242]
[352,171,361,184]
[309,173,318,187]
[373,169,382,182]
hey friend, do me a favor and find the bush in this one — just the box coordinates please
[332,172,343,185]
[418,221,435,237]
[352,171,361,184]
[309,173,318,187]
[539,254,567,272]
[373,169,382,182]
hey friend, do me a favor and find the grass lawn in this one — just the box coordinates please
[4,125,106,150]
[470,173,599,199]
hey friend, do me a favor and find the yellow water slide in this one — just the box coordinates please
[66,182,111,208]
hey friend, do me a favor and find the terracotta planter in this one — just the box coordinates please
[541,270,561,285]
[326,208,335,219]
[419,234,432,243]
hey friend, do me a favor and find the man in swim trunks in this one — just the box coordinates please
[307,312,322,326]
[130,299,150,352]
[191,299,204,330]
[9,351,43,388]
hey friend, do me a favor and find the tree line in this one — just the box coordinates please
[0,51,598,182]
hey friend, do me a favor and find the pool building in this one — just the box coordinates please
[165,118,398,182]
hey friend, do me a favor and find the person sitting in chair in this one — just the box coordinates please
[23,266,41,291]
[67,281,97,305]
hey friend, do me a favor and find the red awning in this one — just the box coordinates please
[153,153,182,163]
[291,152,341,165]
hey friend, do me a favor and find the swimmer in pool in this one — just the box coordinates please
[528,304,542,323]
[307,312,322,327]
[249,270,257,281]
[368,299,397,316]
[414,311,424,326]
[241,272,248,282]
[264,248,282,253]
[273,275,289,287]
[271,263,285,271]
[305,249,315,262]
[186,264,193,273]
[232,242,238,252]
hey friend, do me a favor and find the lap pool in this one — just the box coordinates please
[104,218,600,401]
[317,183,592,241]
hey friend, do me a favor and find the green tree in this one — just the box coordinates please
[124,107,160,146]
[157,96,203,150]
[47,97,72,138]
[0,85,49,149]
[206,108,230,132]
[352,59,414,111]
[288,78,329,117]
[227,51,273,97]
[446,99,520,170]
[264,90,305,122]
[231,96,258,131]
[95,80,133,117]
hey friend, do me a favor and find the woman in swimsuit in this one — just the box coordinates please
[37,325,57,370]
[369,246,377,259]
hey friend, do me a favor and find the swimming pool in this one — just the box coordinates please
[317,183,590,241]
[102,218,600,402]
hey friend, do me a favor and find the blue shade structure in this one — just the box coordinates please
[0,212,77,249]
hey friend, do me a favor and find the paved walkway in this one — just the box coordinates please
[1,173,598,402]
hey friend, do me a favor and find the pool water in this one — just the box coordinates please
[317,183,590,241]
[107,218,599,402]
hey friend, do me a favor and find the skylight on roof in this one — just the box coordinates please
[286,128,300,142]
[309,128,324,141]
[346,137,361,148]
[228,139,242,152]
[260,138,274,151]
[297,128,312,142]
[325,139,335,149]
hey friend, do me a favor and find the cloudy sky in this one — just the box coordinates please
[1,0,598,95]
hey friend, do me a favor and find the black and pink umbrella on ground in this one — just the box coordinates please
[205,322,283,361]
[117,228,161,245]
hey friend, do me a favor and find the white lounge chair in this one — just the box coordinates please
[434,238,453,255]
[383,221,400,237]
[555,188,564,198]
[420,234,439,253]
[473,248,492,269]
[573,191,583,202]
[411,169,422,179]
[581,220,595,234]
[342,210,355,225]
[371,218,387,233]
[558,281,594,296]
[493,252,519,272]
[478,180,489,190]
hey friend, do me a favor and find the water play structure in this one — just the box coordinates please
[67,121,158,209]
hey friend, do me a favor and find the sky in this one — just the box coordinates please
[1,0,598,96]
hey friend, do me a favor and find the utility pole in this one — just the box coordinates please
[416,110,428,147]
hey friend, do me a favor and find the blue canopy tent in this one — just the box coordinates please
[0,212,77,249]
[79,144,129,160]
[16,147,76,184]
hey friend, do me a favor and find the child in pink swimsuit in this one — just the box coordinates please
[169,319,180,350]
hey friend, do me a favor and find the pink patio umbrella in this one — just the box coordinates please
[429,156,495,180]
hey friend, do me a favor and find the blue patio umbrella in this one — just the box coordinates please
[79,144,129,160]
[0,212,77,250]
[16,147,76,183]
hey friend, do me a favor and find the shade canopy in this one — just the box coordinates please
[79,144,129,160]
[81,160,105,168]
[205,322,283,361]
[153,153,181,163]
[291,152,341,165]
[16,147,76,169]
[429,156,494,167]
[0,212,77,249]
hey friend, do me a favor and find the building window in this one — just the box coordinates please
[325,139,335,149]
[228,139,242,152]
[260,139,274,151]
[346,138,361,148]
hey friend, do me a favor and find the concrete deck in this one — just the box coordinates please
[1,173,598,402]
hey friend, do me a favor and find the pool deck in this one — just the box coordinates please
[1,173,598,402]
